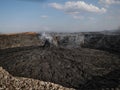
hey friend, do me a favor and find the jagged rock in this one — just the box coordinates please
[0,66,75,90]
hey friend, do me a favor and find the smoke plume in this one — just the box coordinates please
[41,32,53,43]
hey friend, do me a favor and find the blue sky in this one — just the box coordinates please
[0,0,120,33]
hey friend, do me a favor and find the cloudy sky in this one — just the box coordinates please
[0,0,120,33]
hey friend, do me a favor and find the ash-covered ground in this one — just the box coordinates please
[0,32,120,90]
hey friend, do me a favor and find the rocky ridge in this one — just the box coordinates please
[0,32,42,49]
[1,32,120,53]
[0,66,74,90]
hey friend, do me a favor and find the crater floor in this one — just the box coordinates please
[0,46,120,89]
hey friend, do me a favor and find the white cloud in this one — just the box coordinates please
[40,15,48,18]
[49,1,106,14]
[49,3,63,10]
[99,0,120,5]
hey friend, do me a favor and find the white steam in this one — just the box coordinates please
[40,32,58,47]
[41,32,53,43]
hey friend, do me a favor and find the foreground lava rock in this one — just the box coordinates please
[0,46,120,89]
[0,66,74,90]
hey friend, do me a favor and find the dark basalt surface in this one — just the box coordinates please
[82,34,120,53]
[0,46,120,89]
